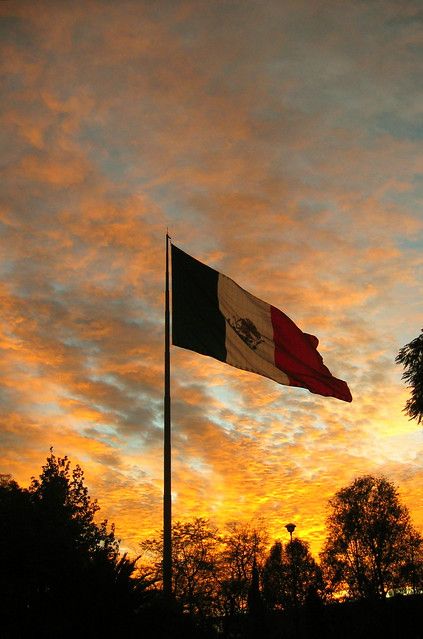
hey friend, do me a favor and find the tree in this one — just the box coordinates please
[320,475,423,600]
[0,451,142,636]
[139,519,269,623]
[218,522,268,617]
[140,518,220,619]
[29,448,118,559]
[0,474,36,623]
[262,539,324,611]
[172,518,220,619]
[246,557,266,639]
[396,330,423,424]
[262,541,284,610]
[398,529,423,595]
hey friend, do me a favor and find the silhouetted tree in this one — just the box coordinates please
[320,475,423,600]
[218,522,268,617]
[262,538,324,611]
[262,541,284,610]
[397,529,423,595]
[140,519,269,628]
[29,449,118,566]
[246,557,266,639]
[140,517,220,620]
[396,329,423,425]
[172,518,220,619]
[247,558,262,613]
[0,474,36,624]
[0,451,144,636]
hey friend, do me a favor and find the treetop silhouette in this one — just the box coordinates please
[396,329,423,424]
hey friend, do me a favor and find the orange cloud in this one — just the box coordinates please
[1,0,421,560]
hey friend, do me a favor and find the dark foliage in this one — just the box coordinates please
[396,329,423,424]
[0,451,149,637]
[1,453,423,638]
[263,538,325,611]
[320,475,423,600]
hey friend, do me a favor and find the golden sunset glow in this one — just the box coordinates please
[1,0,422,559]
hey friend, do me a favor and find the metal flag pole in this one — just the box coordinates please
[163,232,172,598]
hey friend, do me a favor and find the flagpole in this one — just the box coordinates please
[163,232,172,598]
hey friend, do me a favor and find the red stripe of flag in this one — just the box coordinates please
[270,306,352,402]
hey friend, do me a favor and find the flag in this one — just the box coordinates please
[171,244,352,402]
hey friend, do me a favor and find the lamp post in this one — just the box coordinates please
[285,523,298,612]
[285,522,296,543]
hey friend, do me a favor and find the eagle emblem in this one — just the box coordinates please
[227,316,264,350]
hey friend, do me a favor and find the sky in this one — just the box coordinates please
[1,0,422,557]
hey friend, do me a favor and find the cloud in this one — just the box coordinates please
[0,0,422,557]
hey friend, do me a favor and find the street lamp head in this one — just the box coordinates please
[285,523,296,535]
